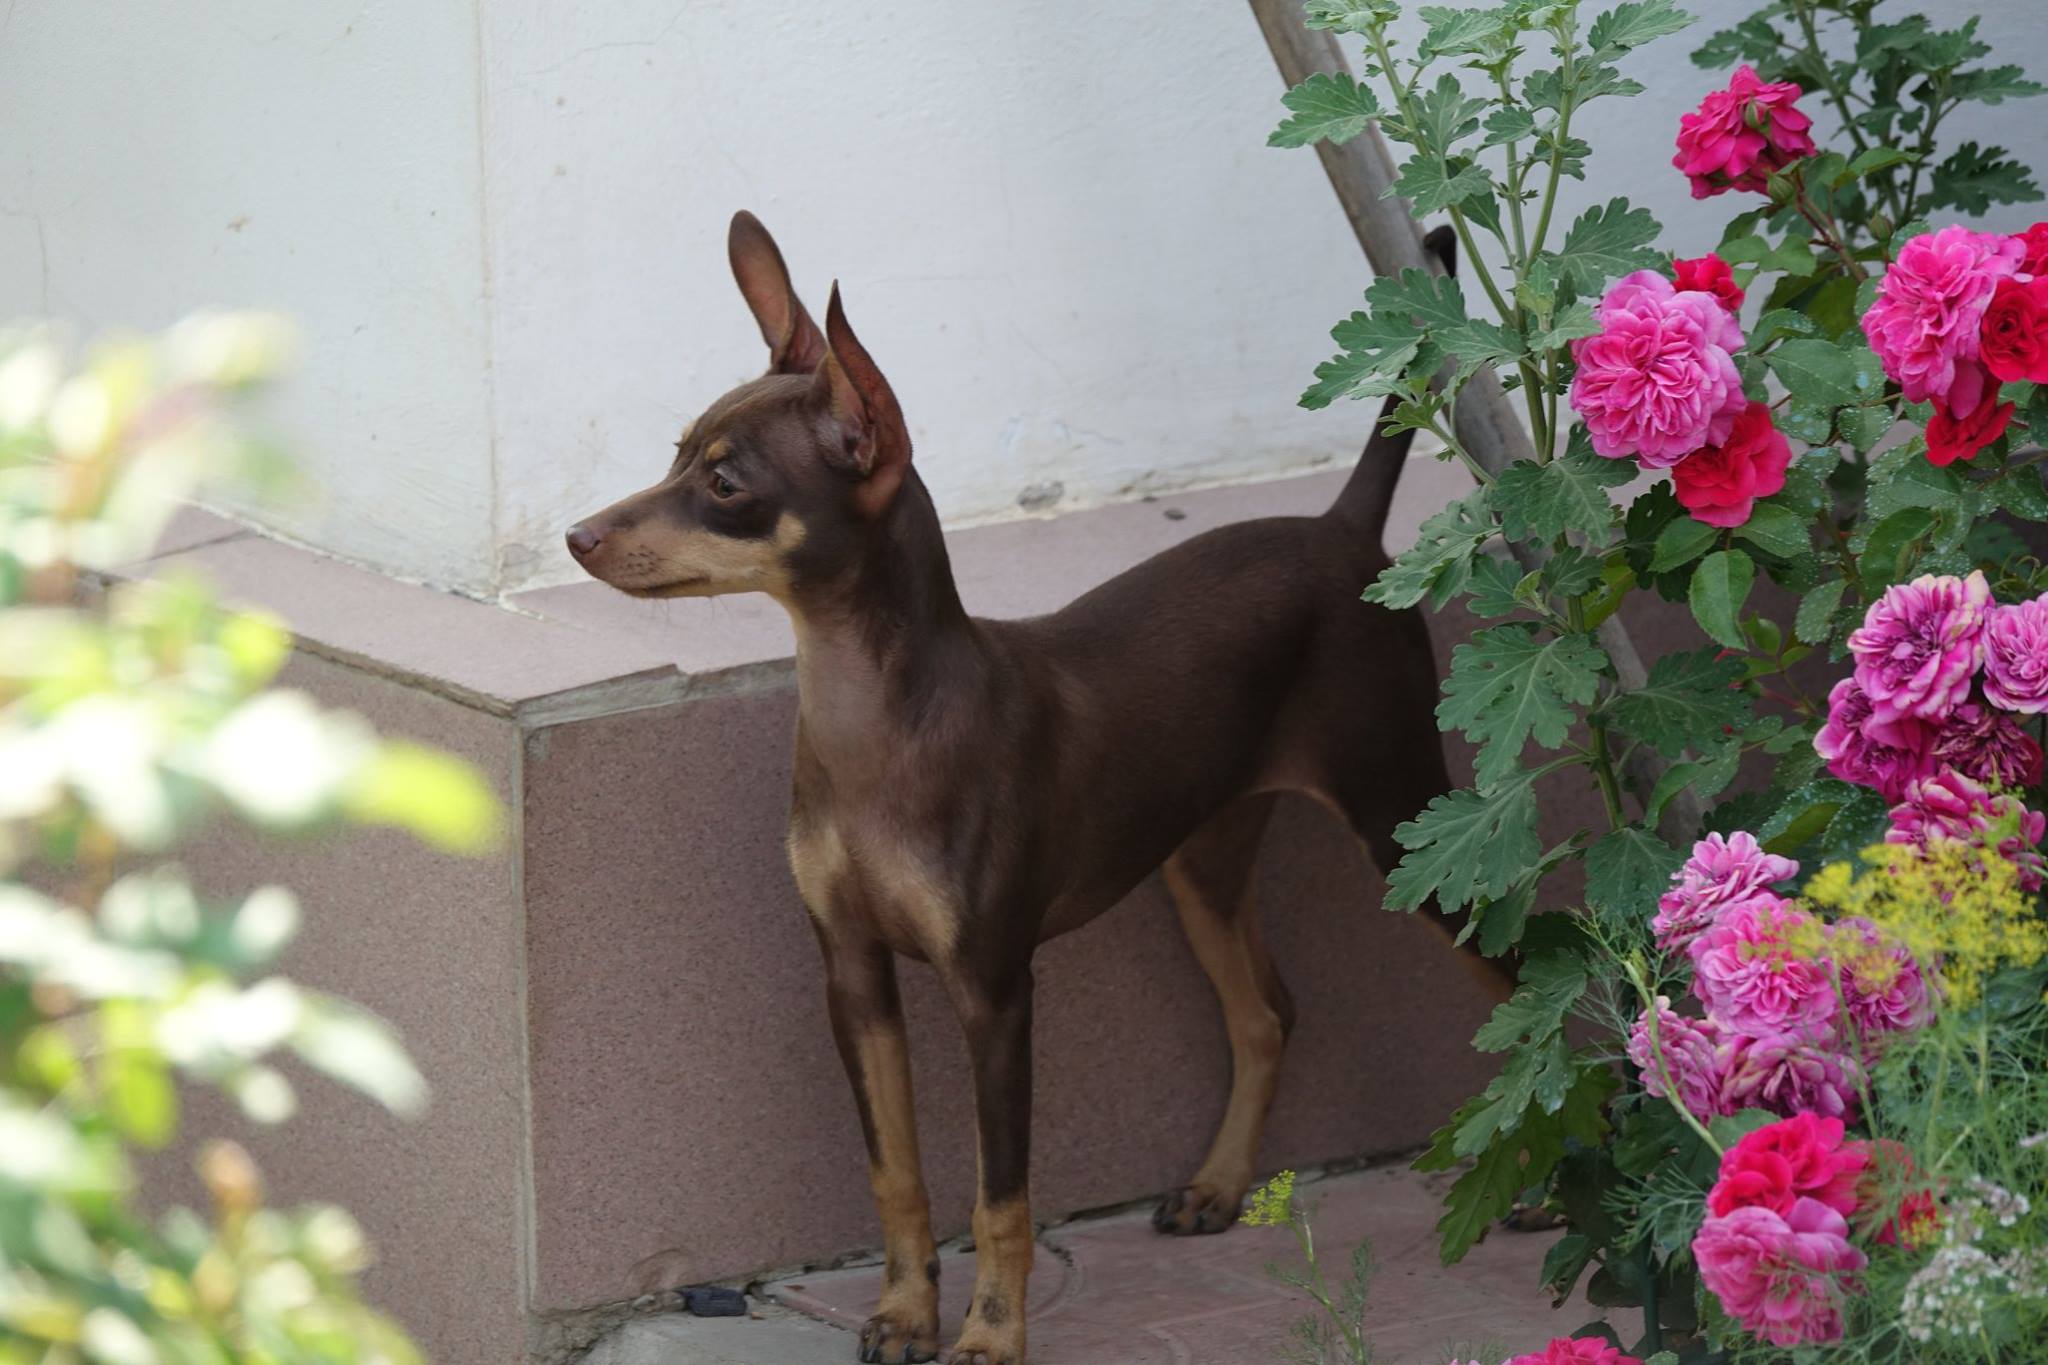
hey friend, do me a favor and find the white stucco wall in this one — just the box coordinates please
[4,1,2045,596]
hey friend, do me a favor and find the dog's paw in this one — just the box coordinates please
[1150,1183,1242,1236]
[858,1306,939,1364]
[941,1319,1025,1365]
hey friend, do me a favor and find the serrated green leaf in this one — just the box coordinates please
[1529,301,1599,352]
[1845,146,1917,181]
[1270,71,1382,148]
[1948,65,2047,106]
[1690,548,1754,649]
[1556,199,1664,293]
[1465,554,1529,618]
[1794,578,1847,644]
[1405,71,1488,153]
[1493,447,1632,543]
[1648,515,1718,572]
[1303,0,1394,33]
[1390,155,1495,214]
[1387,776,1542,913]
[1482,106,1537,148]
[1587,0,1695,60]
[1584,826,1682,918]
[1476,878,1536,956]
[1928,142,2041,216]
[1543,545,1606,598]
[1439,626,1608,789]
[1648,745,1743,824]
[1473,953,1588,1052]
[1365,486,1498,609]
[1733,502,1810,559]
[1419,4,1508,56]
[1604,648,1748,758]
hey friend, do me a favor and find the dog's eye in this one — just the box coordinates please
[710,472,739,500]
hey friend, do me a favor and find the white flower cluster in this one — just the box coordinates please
[1899,1178,2045,1343]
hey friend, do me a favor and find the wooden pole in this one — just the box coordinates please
[1248,0,1702,834]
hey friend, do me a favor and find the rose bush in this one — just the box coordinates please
[1270,0,2047,1358]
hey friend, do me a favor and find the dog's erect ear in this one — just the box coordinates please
[728,211,826,375]
[813,283,911,520]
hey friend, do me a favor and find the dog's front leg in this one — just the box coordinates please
[940,964,1034,1365]
[821,938,940,1364]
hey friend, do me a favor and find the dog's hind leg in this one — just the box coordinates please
[1152,793,1295,1237]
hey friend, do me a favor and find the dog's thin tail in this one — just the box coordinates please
[1326,225,1459,547]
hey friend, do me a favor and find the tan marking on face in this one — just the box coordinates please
[702,436,732,464]
[609,510,808,599]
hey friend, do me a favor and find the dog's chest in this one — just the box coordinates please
[785,815,961,959]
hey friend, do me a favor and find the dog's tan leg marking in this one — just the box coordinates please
[939,968,1033,1365]
[946,1193,1031,1365]
[818,941,940,1364]
[1154,795,1293,1236]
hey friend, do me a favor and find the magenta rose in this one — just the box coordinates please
[1670,401,1793,528]
[1652,830,1800,952]
[1830,917,1934,1045]
[1708,1114,1867,1220]
[1629,998,1730,1120]
[1862,226,2024,411]
[1887,770,2048,891]
[1504,1340,1642,1365]
[1674,252,1745,312]
[1979,276,2048,383]
[1673,66,1817,199]
[1814,676,1936,801]
[1983,594,2048,713]
[2019,222,2048,277]
[1930,700,2044,789]
[1689,898,1839,1041]
[1717,1030,1866,1120]
[1695,1198,1866,1347]
[1571,270,1747,467]
[1847,571,1993,729]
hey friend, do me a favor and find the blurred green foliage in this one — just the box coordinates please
[0,316,501,1363]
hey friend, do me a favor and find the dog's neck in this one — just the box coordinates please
[783,473,979,777]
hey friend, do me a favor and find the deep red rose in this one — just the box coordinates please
[1671,401,1792,528]
[1980,276,2048,383]
[1709,1113,1867,1220]
[2017,221,2048,276]
[1674,253,1745,312]
[1926,386,2015,467]
[1853,1139,1942,1248]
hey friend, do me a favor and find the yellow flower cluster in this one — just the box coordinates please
[1240,1169,1299,1227]
[1805,843,2048,1007]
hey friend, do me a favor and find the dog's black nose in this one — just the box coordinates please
[566,523,602,558]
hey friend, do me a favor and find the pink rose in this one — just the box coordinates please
[1862,226,2024,410]
[1814,676,1936,801]
[1570,270,1747,467]
[1925,385,2014,467]
[1983,594,2048,713]
[1831,917,1934,1044]
[1670,401,1793,528]
[1504,1338,1641,1365]
[2018,222,2048,277]
[1847,571,1993,729]
[1652,831,1801,952]
[1629,998,1730,1120]
[1929,700,2044,789]
[1688,899,1839,1040]
[1887,769,2048,891]
[1674,253,1745,311]
[1708,1113,1866,1220]
[1695,1198,1866,1347]
[1673,66,1817,199]
[1717,1030,1865,1119]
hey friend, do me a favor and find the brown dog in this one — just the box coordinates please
[567,213,1501,1365]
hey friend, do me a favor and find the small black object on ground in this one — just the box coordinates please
[681,1285,748,1317]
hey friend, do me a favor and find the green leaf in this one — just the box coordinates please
[1390,155,1495,214]
[1991,465,2048,521]
[104,1049,178,1149]
[1269,72,1381,148]
[1473,953,1588,1052]
[1587,0,1694,61]
[1689,548,1754,649]
[1475,878,1536,955]
[1493,446,1632,543]
[1302,306,1424,409]
[294,1002,428,1117]
[1604,648,1748,758]
[1767,338,1863,408]
[1648,516,1717,572]
[1303,0,1394,34]
[1528,301,1599,352]
[1928,142,2041,216]
[1465,554,1530,618]
[1542,1234,1597,1307]
[1438,626,1608,789]
[1845,146,1917,181]
[1555,199,1664,293]
[1583,827,1682,918]
[1481,106,1537,148]
[1364,487,1497,609]
[347,742,502,854]
[1948,66,2047,106]
[1419,4,1508,57]
[1647,745,1743,824]
[1794,578,1847,644]
[1366,267,1473,332]
[1733,502,1810,559]
[1408,72,1488,154]
[1386,776,1542,913]
[1746,308,1815,348]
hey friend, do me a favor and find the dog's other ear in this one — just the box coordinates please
[729,211,826,374]
[814,283,911,520]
